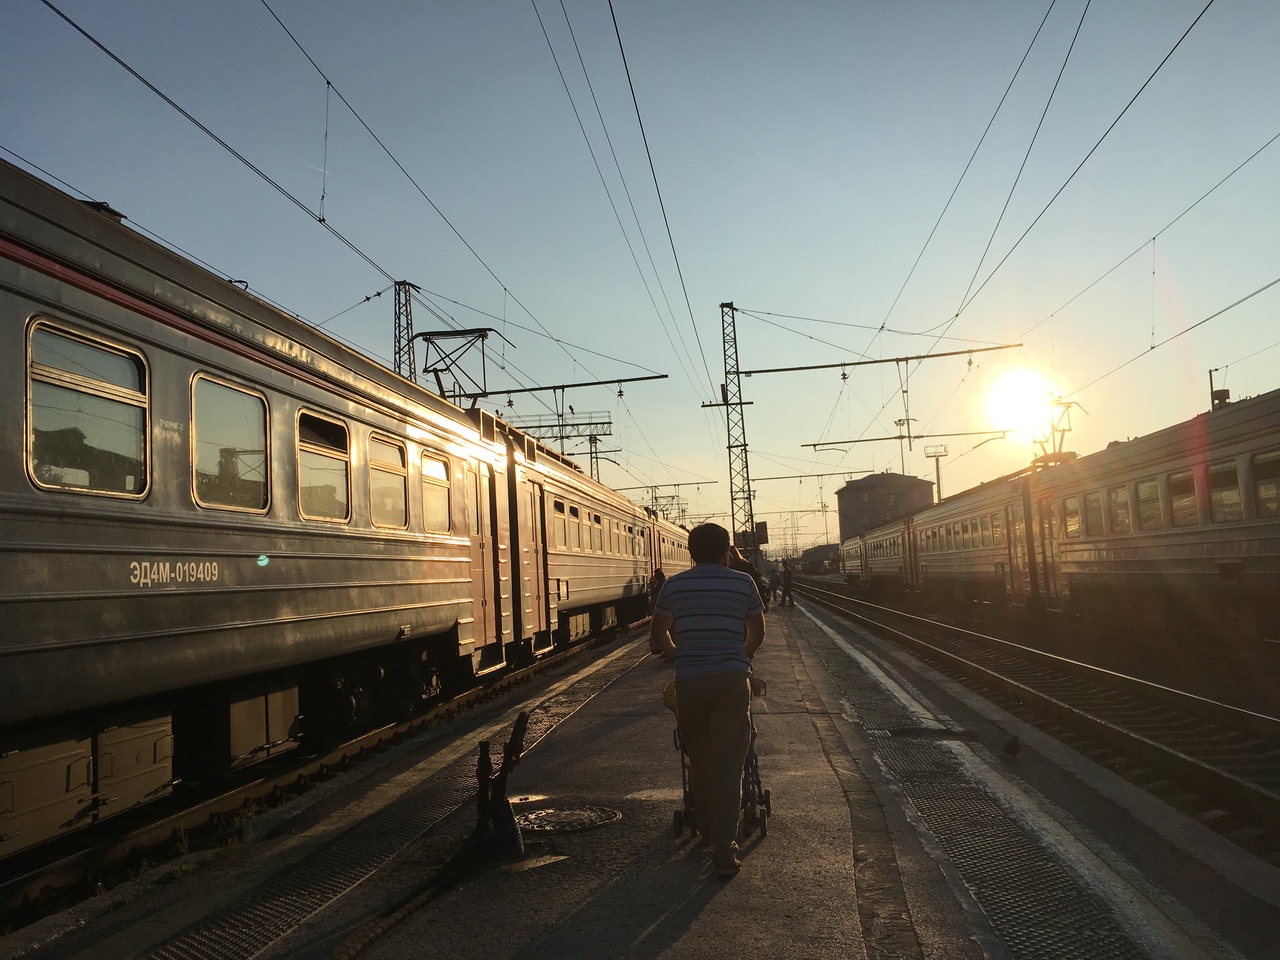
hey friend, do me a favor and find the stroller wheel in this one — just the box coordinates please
[673,809,683,837]
[763,788,772,816]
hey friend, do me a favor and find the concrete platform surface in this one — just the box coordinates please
[6,600,1278,960]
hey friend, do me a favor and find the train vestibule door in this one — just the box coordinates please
[1037,497,1059,603]
[466,461,502,671]
[528,482,552,654]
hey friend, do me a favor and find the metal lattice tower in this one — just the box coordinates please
[393,280,418,382]
[720,302,756,552]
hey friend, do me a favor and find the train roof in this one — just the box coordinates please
[848,384,1280,543]
[0,158,664,514]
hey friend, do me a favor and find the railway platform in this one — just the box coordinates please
[5,601,1278,960]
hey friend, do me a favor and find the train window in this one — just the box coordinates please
[1083,492,1104,537]
[959,521,969,549]
[592,514,603,552]
[1062,496,1081,539]
[980,516,992,547]
[1169,471,1198,528]
[569,506,582,550]
[191,376,267,511]
[1108,486,1132,534]
[945,525,954,551]
[553,500,567,547]
[369,436,408,529]
[422,454,450,532]
[1136,478,1161,531]
[1254,451,1280,518]
[992,514,1004,546]
[28,323,148,496]
[298,412,349,521]
[1209,462,1243,523]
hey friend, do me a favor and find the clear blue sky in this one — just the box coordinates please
[5,0,1278,553]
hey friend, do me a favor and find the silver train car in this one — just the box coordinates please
[0,158,689,858]
[842,388,1280,644]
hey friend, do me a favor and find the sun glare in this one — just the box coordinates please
[986,370,1054,440]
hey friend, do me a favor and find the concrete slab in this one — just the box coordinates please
[270,606,983,960]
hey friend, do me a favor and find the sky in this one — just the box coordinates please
[4,0,1278,555]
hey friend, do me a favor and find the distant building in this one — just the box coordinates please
[834,472,933,542]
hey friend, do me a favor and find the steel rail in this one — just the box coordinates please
[795,580,1280,829]
[0,624,641,920]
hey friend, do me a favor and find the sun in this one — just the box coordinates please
[986,370,1054,440]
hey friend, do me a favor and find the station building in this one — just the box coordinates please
[834,472,934,542]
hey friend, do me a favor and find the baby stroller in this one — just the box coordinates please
[666,676,772,840]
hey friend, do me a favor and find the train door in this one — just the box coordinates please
[1037,497,1059,604]
[528,481,552,654]
[466,461,503,672]
[905,520,920,590]
[1007,503,1027,600]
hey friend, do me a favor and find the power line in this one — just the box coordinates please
[1015,126,1280,344]
[955,0,1220,319]
[956,0,1091,314]
[257,0,635,383]
[736,308,1005,346]
[528,0,705,396]
[1067,273,1280,398]
[880,0,1060,333]
[39,0,397,287]
[607,0,717,399]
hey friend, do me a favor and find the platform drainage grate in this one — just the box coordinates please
[516,805,623,833]
[800,615,1149,960]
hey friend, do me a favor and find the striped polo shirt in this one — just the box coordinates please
[654,563,764,680]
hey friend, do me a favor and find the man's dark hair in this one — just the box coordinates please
[687,523,731,564]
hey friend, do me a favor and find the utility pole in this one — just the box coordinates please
[393,280,421,383]
[924,444,948,502]
[587,436,621,482]
[701,302,756,556]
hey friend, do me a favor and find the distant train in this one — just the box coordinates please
[841,388,1280,646]
[0,158,689,859]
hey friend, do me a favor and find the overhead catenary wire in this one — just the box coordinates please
[38,0,401,288]
[549,0,696,382]
[881,0,1060,334]
[256,0,644,384]
[952,0,1220,321]
[872,0,1218,470]
[1014,126,1280,345]
[606,0,718,401]
[1066,273,1280,399]
[528,0,706,398]
[955,0,1091,314]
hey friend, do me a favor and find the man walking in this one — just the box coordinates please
[651,523,764,877]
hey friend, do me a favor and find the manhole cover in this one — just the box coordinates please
[516,806,623,833]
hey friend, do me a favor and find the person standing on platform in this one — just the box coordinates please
[767,567,780,603]
[779,559,794,606]
[728,545,769,612]
[651,523,765,878]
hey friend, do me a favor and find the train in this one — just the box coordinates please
[0,158,690,860]
[841,386,1280,660]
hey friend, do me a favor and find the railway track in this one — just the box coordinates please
[795,578,1280,858]
[0,626,638,932]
